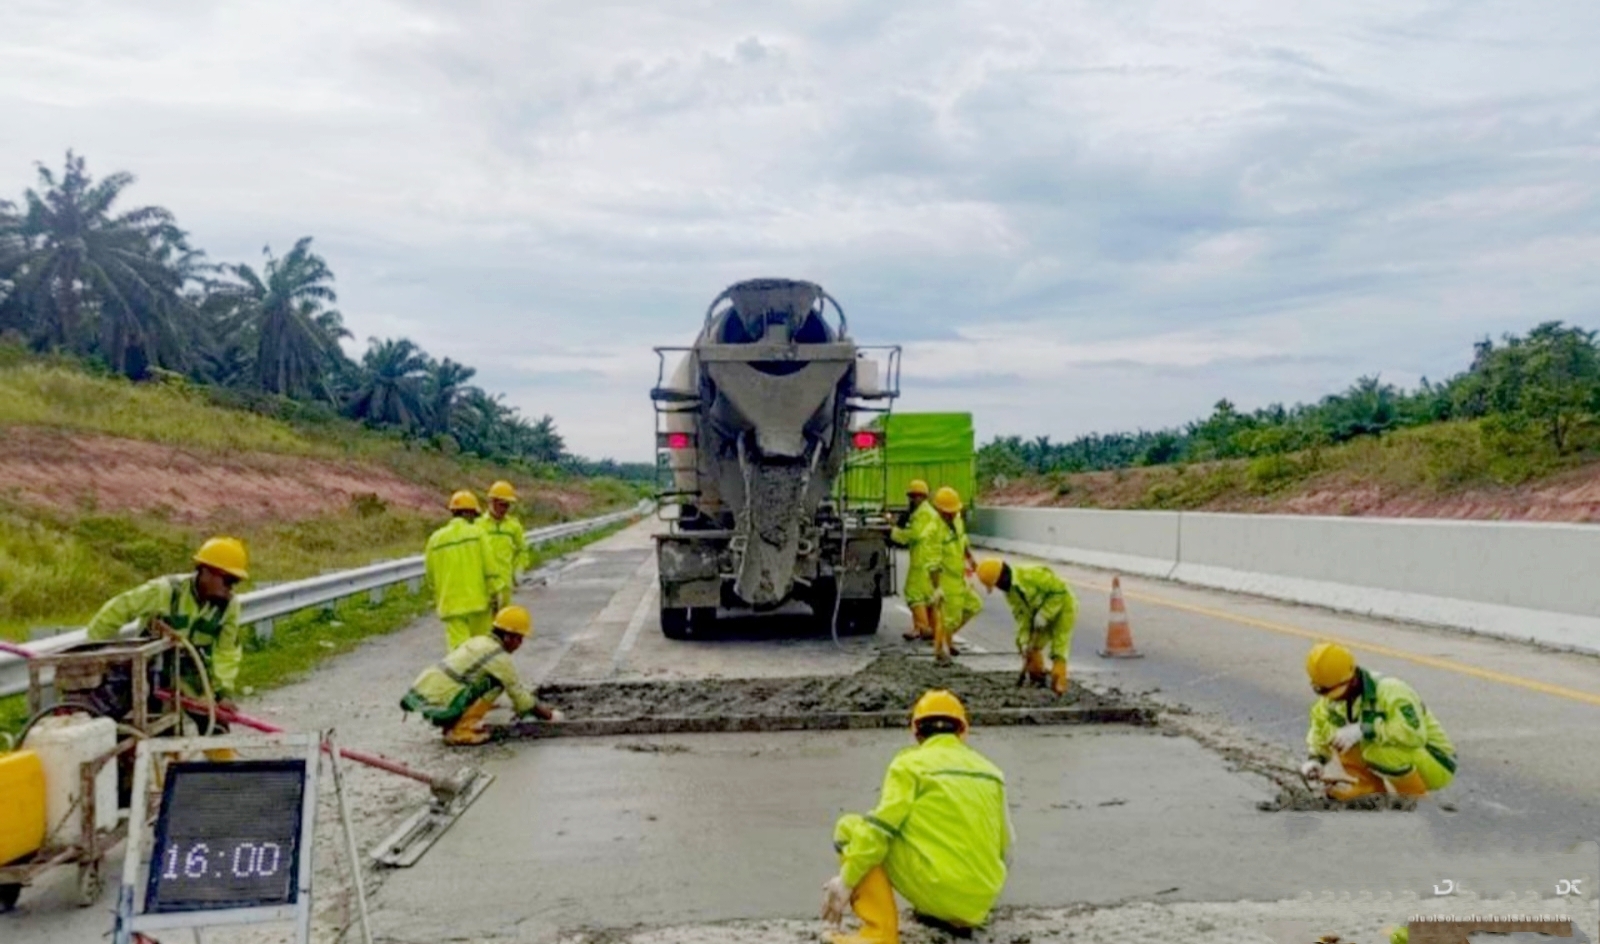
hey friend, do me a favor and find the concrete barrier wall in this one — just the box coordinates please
[970,507,1600,655]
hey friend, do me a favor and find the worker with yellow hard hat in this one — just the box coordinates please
[425,490,509,650]
[823,689,1011,943]
[887,479,944,645]
[929,487,981,663]
[400,605,563,746]
[1301,642,1456,801]
[975,557,1077,696]
[86,537,250,758]
[479,480,532,594]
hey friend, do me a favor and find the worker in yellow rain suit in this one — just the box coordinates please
[975,558,1076,696]
[400,605,563,746]
[823,689,1010,944]
[1301,642,1457,800]
[930,487,981,663]
[87,536,250,759]
[887,480,943,645]
[479,480,531,594]
[425,490,508,650]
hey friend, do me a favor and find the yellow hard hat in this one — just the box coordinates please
[488,480,518,502]
[193,536,249,580]
[910,689,968,735]
[906,479,930,497]
[932,486,963,514]
[975,558,1004,590]
[492,605,533,637]
[1306,642,1356,692]
[448,490,481,512]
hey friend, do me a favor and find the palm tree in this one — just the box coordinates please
[0,152,189,375]
[346,337,430,430]
[423,357,476,436]
[228,237,340,399]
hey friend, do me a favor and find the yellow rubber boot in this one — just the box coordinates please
[828,866,899,944]
[1023,648,1047,686]
[1328,748,1387,801]
[904,605,932,642]
[1387,769,1429,797]
[931,610,951,664]
[1050,658,1068,696]
[445,698,495,746]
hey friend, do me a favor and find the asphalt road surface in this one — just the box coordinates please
[6,519,1597,944]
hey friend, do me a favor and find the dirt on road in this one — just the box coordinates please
[538,653,1121,718]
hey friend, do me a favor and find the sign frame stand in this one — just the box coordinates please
[113,733,322,944]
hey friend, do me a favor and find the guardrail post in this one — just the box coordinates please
[406,578,421,594]
[369,586,385,605]
[256,619,275,644]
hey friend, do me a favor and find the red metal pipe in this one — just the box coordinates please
[0,640,36,659]
[159,689,438,788]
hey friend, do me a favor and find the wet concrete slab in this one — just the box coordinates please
[367,725,1578,943]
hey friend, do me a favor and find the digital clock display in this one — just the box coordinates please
[145,760,306,913]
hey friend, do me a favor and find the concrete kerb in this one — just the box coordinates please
[969,528,1600,660]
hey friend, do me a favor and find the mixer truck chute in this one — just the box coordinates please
[650,279,902,639]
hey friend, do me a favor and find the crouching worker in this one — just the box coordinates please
[400,605,563,746]
[1301,642,1457,801]
[822,690,1010,943]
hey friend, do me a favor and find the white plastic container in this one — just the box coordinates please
[23,714,118,846]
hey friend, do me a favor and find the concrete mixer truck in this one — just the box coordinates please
[649,279,902,639]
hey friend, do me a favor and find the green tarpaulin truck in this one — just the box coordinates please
[839,412,976,510]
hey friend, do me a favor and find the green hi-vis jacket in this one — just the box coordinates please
[402,634,538,721]
[890,502,943,603]
[1306,668,1457,774]
[86,574,243,698]
[1002,564,1077,661]
[424,517,507,618]
[834,734,1011,927]
[479,512,531,582]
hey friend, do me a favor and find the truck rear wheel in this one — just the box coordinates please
[837,598,882,636]
[661,606,715,640]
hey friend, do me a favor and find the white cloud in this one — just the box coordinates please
[3,0,1598,461]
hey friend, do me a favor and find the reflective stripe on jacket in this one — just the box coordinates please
[834,733,1010,926]
[85,574,243,697]
[424,517,506,618]
[403,635,537,719]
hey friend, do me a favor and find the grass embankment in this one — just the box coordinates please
[0,350,645,641]
[0,521,634,741]
[987,418,1600,518]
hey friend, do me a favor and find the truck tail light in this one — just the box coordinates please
[851,431,881,449]
[666,432,692,450]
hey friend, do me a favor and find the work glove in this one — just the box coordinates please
[1050,658,1068,696]
[929,587,945,606]
[1299,759,1324,781]
[821,876,851,926]
[1032,612,1050,632]
[547,708,565,723]
[1331,723,1364,753]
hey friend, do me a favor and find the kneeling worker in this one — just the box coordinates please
[400,605,563,746]
[974,558,1076,696]
[823,690,1010,944]
[1301,642,1457,800]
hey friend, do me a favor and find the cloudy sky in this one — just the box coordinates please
[3,1,1597,461]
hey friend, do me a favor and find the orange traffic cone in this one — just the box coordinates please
[1098,575,1143,658]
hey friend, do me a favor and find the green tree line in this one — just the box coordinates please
[979,321,1600,480]
[0,152,655,477]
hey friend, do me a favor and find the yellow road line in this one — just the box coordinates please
[1069,579,1600,709]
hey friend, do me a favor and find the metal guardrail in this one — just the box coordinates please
[0,502,650,699]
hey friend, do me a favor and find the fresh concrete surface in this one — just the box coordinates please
[365,726,1594,943]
